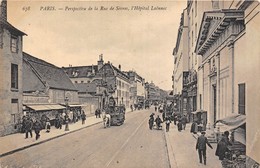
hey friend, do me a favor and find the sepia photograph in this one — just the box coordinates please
[0,0,259,167]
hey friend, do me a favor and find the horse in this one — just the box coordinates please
[102,112,111,128]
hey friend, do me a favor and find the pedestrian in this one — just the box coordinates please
[177,120,182,132]
[162,112,166,122]
[33,120,42,140]
[24,117,33,139]
[45,119,51,133]
[165,117,171,132]
[190,121,198,134]
[215,131,232,160]
[81,111,86,125]
[148,113,155,130]
[155,115,163,130]
[196,131,213,165]
[21,115,27,133]
[181,115,187,130]
[173,113,177,125]
[155,106,157,112]
[95,108,99,118]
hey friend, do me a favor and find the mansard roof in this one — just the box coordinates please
[23,52,77,91]
[63,65,98,78]
[0,18,27,36]
[195,10,244,55]
[97,63,129,81]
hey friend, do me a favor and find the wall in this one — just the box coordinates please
[0,28,23,136]
[233,1,260,163]
[48,89,79,104]
[79,96,99,116]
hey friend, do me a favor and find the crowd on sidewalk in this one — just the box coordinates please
[148,106,235,167]
[20,109,92,141]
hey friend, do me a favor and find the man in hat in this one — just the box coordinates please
[196,131,213,165]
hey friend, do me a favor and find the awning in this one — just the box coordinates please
[68,104,87,107]
[24,104,65,111]
[191,109,207,114]
[46,104,66,110]
[214,114,246,132]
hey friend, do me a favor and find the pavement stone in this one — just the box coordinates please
[164,123,222,168]
[0,109,134,158]
[0,115,103,158]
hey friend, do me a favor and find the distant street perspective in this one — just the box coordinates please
[0,0,260,168]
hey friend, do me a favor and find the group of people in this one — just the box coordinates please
[195,130,232,165]
[22,109,87,140]
[22,116,44,140]
[148,113,172,132]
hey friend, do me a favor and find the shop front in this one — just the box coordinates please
[215,114,246,168]
[23,103,66,126]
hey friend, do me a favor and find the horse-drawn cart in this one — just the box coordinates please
[103,97,125,128]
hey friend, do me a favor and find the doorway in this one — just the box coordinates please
[212,84,217,123]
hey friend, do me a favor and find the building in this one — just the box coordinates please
[125,71,145,106]
[194,0,259,166]
[186,0,213,116]
[172,8,189,115]
[0,0,26,136]
[145,82,161,104]
[63,55,131,108]
[23,52,79,121]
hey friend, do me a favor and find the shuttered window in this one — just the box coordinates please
[238,83,245,115]
[11,64,18,89]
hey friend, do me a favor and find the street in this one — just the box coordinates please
[0,109,170,168]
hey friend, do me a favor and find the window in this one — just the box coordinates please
[238,83,245,115]
[195,23,197,40]
[0,28,3,48]
[11,99,18,123]
[192,9,194,25]
[192,31,194,47]
[81,81,84,83]
[11,64,18,89]
[195,0,197,17]
[11,35,18,53]
[75,81,78,83]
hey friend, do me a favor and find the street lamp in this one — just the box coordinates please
[64,97,69,131]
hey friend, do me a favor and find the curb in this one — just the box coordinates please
[163,129,178,168]
[0,121,103,158]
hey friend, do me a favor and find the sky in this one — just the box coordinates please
[7,0,187,90]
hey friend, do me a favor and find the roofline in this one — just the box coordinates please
[0,19,27,36]
[62,65,98,69]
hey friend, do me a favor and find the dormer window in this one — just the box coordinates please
[11,35,18,53]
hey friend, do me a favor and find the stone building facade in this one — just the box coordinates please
[0,0,26,136]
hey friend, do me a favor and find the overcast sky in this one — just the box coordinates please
[8,1,187,90]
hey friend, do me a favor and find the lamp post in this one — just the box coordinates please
[64,97,69,131]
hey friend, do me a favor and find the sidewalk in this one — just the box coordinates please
[164,123,222,168]
[0,115,103,158]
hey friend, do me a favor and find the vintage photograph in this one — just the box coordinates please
[0,0,259,167]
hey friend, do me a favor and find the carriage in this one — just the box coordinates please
[103,97,125,128]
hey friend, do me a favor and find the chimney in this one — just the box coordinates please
[118,64,121,71]
[0,0,7,20]
[98,54,104,70]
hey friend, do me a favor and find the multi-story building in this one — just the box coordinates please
[63,55,131,108]
[0,0,26,136]
[172,8,189,115]
[195,0,260,165]
[186,0,212,115]
[145,82,161,103]
[125,71,145,106]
